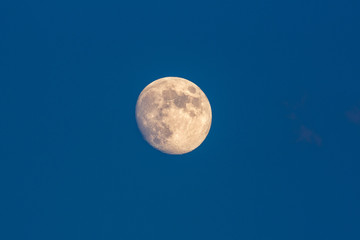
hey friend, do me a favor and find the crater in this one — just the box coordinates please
[161,124,173,138]
[174,94,189,108]
[153,137,161,144]
[188,86,196,93]
[191,97,201,108]
[149,122,173,144]
[189,111,196,117]
[141,92,159,111]
[156,102,171,120]
[162,89,178,100]
[162,103,171,109]
[156,109,167,120]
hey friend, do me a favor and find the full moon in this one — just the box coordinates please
[136,77,212,155]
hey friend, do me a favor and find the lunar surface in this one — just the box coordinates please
[136,77,212,154]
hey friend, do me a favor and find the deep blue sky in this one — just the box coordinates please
[1,0,360,239]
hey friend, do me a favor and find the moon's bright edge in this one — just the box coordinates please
[136,77,212,154]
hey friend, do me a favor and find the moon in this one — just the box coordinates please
[136,77,212,155]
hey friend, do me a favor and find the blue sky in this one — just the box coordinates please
[1,0,360,239]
